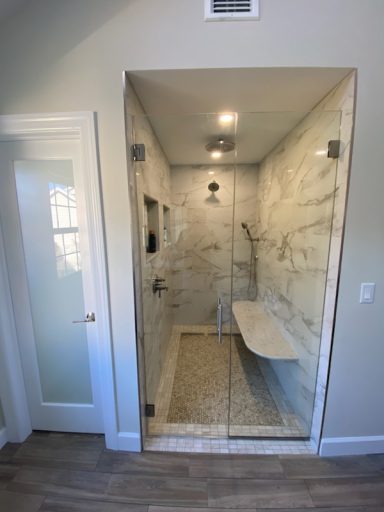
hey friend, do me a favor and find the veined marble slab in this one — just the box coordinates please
[232,301,298,360]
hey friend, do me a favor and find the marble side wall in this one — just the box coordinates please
[170,164,258,325]
[254,75,354,432]
[310,73,355,448]
[129,87,174,405]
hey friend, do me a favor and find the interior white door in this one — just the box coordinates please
[0,139,104,433]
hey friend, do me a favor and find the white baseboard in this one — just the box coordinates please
[0,427,7,450]
[116,431,142,452]
[320,435,384,456]
[310,437,319,454]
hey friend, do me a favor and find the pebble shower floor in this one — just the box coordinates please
[146,325,311,454]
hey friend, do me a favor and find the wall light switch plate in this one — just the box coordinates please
[360,282,376,304]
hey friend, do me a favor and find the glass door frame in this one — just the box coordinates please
[127,105,348,452]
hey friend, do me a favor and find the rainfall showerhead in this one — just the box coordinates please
[208,180,220,192]
[205,139,235,154]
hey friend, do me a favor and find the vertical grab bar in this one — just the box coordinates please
[217,297,223,344]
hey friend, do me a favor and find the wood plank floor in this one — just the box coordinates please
[0,432,384,511]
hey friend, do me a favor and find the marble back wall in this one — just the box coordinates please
[170,164,258,326]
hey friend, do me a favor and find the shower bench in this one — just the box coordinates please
[232,301,298,361]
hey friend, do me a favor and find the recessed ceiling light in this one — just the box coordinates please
[208,171,215,175]
[315,150,327,156]
[219,113,234,125]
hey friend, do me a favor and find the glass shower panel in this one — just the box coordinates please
[132,113,236,436]
[229,110,341,438]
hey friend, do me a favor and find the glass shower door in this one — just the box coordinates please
[130,111,236,437]
[229,110,341,438]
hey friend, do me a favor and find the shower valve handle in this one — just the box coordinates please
[152,276,168,298]
[152,275,165,283]
[153,284,168,298]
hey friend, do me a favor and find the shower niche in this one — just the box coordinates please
[143,194,159,255]
[126,68,355,448]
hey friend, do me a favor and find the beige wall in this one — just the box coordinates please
[0,0,383,447]
[0,401,4,430]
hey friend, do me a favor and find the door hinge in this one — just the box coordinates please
[328,140,341,159]
[132,143,146,162]
[145,404,155,417]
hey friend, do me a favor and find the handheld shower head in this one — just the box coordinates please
[241,222,253,241]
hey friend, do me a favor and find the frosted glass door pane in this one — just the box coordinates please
[14,160,93,404]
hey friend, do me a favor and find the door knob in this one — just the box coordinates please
[72,312,96,323]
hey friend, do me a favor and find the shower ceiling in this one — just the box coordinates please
[141,112,307,165]
[127,67,352,165]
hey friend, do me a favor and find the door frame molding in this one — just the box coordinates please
[0,112,118,449]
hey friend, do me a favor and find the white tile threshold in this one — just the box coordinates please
[144,435,314,455]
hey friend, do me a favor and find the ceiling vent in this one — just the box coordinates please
[205,0,259,21]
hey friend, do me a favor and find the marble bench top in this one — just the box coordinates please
[232,300,298,361]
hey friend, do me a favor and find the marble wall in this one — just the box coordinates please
[310,73,355,447]
[254,75,354,431]
[130,88,174,405]
[170,164,258,325]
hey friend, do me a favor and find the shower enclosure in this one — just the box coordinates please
[126,92,342,441]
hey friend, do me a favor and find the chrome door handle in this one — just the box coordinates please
[72,312,95,323]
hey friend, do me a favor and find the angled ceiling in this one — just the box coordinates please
[127,67,352,165]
